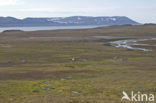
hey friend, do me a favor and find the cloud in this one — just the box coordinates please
[20,7,118,14]
[0,0,21,6]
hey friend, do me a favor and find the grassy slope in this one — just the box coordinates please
[0,25,156,103]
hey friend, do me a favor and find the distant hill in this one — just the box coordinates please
[2,30,24,33]
[144,23,156,26]
[0,16,141,27]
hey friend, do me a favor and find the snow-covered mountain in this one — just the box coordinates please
[0,16,140,27]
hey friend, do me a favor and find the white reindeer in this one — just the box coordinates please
[72,57,76,61]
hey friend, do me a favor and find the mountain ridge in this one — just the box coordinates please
[0,16,141,27]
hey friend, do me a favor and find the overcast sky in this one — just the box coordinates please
[0,0,155,23]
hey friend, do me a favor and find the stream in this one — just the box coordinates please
[110,38,156,52]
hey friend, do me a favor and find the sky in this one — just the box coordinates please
[0,0,155,23]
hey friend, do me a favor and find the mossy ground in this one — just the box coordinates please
[0,25,156,103]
